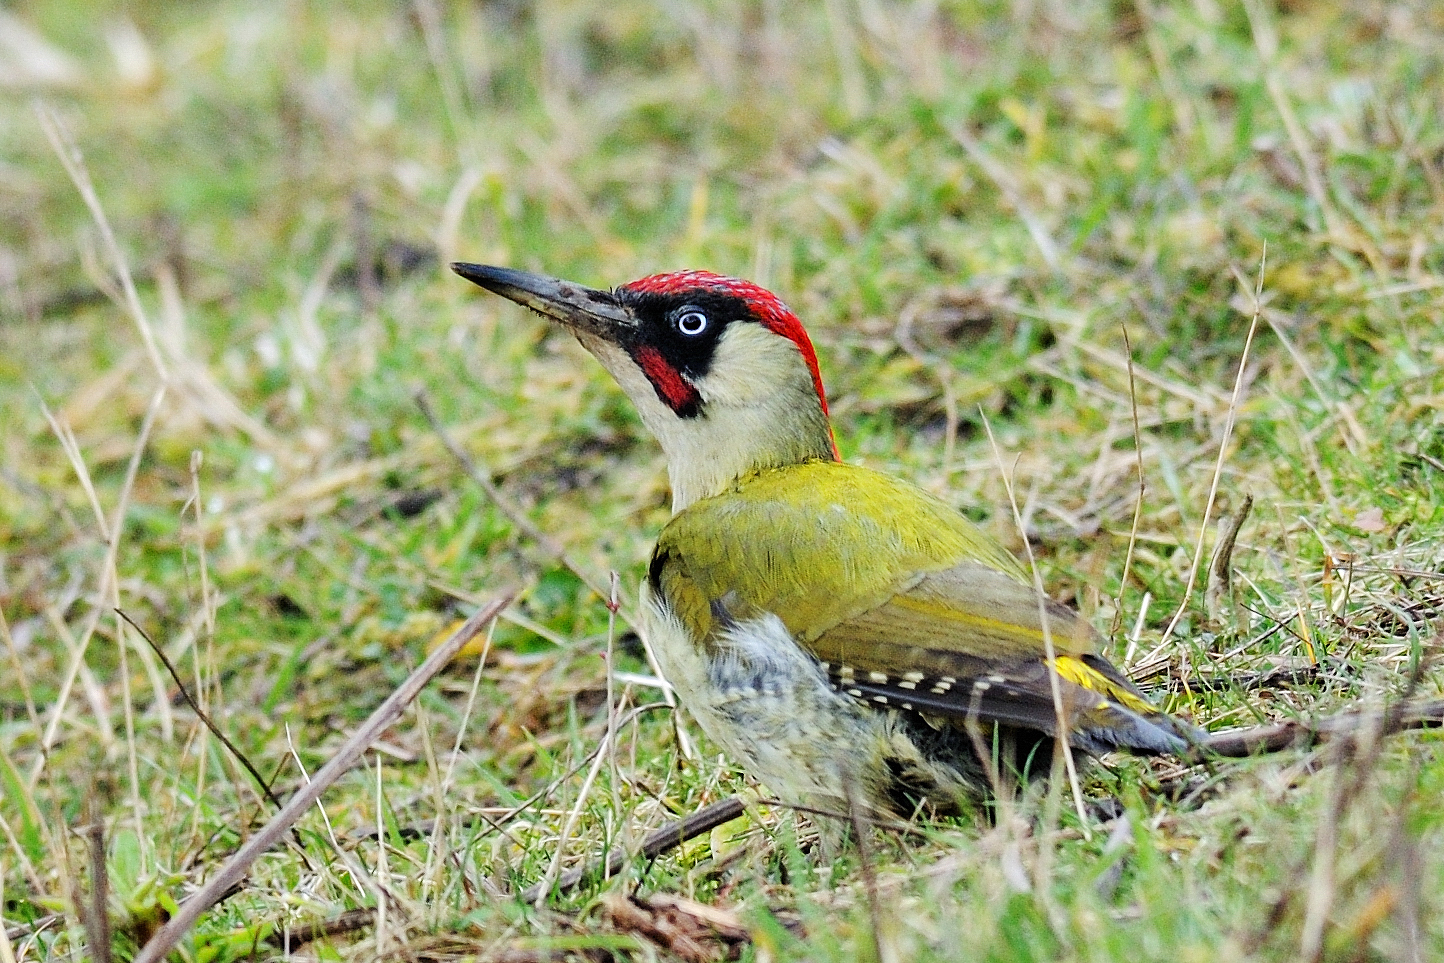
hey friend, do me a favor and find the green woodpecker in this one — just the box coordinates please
[453,263,1198,816]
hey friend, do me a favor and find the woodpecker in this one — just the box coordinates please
[453,263,1199,816]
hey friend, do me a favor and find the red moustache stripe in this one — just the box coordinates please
[634,345,702,417]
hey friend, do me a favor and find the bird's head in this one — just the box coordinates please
[453,263,838,511]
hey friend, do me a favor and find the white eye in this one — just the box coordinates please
[675,310,708,336]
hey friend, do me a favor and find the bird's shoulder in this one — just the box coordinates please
[658,459,1026,572]
[649,459,1031,642]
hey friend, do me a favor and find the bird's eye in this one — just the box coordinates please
[674,310,708,337]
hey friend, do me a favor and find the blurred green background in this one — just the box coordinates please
[2,0,1442,960]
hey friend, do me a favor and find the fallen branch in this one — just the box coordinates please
[132,592,514,963]
[277,908,376,953]
[522,796,746,904]
[1196,698,1444,759]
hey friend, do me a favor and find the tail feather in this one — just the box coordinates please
[1073,704,1202,755]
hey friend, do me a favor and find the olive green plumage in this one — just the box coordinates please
[452,263,1200,817]
[651,459,1029,643]
[649,459,1195,763]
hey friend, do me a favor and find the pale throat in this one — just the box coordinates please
[657,402,832,511]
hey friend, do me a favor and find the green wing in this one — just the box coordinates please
[651,460,1059,651]
[650,460,1193,752]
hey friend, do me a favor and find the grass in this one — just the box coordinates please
[2,0,1442,959]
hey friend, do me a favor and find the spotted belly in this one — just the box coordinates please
[640,587,980,814]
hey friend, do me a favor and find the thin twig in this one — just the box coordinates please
[184,450,216,849]
[131,592,514,963]
[373,756,391,955]
[188,450,217,642]
[79,800,111,963]
[1205,494,1254,627]
[115,610,285,812]
[1162,665,1316,694]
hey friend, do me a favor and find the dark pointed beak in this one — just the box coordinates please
[451,263,633,342]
